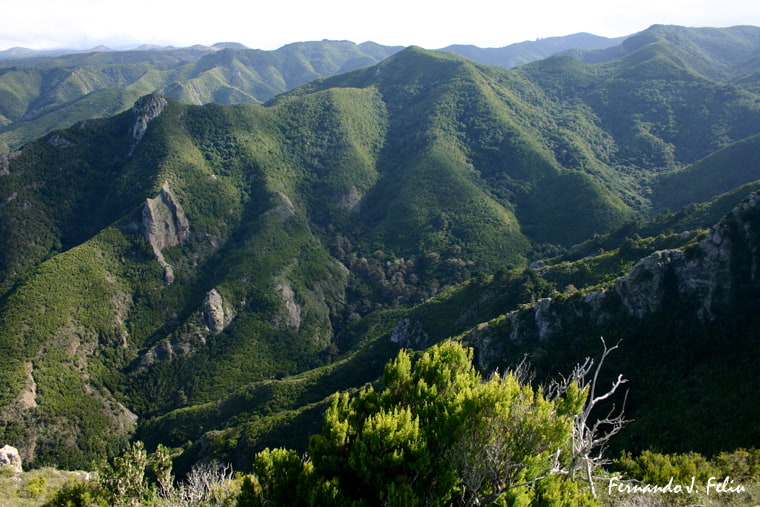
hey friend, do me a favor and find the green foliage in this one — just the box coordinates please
[44,441,239,507]
[25,476,48,498]
[0,228,143,468]
[2,25,760,472]
[613,450,717,485]
[98,441,149,504]
[0,42,401,152]
[152,444,174,496]
[43,479,109,507]
[652,134,760,212]
[243,341,592,505]
[605,448,760,506]
[240,448,313,506]
[0,468,91,507]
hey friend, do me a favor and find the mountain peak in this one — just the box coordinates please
[211,42,249,50]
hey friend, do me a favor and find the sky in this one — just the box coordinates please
[2,0,760,52]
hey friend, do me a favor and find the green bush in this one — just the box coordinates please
[240,341,597,506]
[0,465,17,478]
[24,476,47,498]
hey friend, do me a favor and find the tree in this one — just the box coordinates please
[45,442,238,507]
[239,448,313,506]
[451,370,586,505]
[244,340,623,505]
[99,441,149,506]
[153,443,174,498]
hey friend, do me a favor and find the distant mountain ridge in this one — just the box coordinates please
[0,32,625,62]
[0,42,244,60]
[0,25,759,471]
[570,24,760,82]
[0,40,402,152]
[0,32,626,152]
[440,32,626,67]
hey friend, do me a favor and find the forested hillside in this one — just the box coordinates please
[0,41,402,152]
[0,33,624,153]
[0,25,758,495]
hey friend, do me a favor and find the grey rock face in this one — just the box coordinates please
[275,282,301,329]
[142,182,189,283]
[0,150,21,176]
[0,445,22,473]
[464,192,760,366]
[203,288,234,333]
[130,94,167,155]
[390,317,429,348]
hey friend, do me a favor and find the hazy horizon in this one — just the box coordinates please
[3,0,759,53]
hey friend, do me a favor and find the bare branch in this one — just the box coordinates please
[456,337,628,503]
[559,337,629,498]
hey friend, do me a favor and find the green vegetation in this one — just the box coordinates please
[240,341,596,505]
[0,25,759,491]
[12,446,759,506]
[602,449,760,506]
[35,342,758,505]
[0,42,401,152]
[41,342,597,505]
[0,467,91,507]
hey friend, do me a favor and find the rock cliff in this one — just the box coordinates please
[0,150,21,176]
[275,281,301,329]
[142,181,189,283]
[389,192,760,368]
[0,445,22,473]
[465,192,760,366]
[203,288,235,333]
[129,95,167,155]
[139,288,235,368]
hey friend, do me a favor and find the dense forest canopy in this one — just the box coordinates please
[0,23,759,506]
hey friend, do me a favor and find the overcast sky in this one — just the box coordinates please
[2,0,760,51]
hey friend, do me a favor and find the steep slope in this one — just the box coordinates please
[0,28,760,469]
[0,42,402,153]
[277,47,632,247]
[367,192,760,459]
[575,24,760,83]
[160,189,760,470]
[458,192,760,455]
[0,33,637,153]
[0,94,360,467]
[516,26,760,214]
[652,133,760,211]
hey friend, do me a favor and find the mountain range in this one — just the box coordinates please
[0,33,629,153]
[0,24,759,473]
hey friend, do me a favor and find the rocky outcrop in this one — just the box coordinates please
[0,445,22,473]
[0,150,21,176]
[611,191,759,321]
[142,182,189,283]
[15,362,37,409]
[336,186,365,211]
[46,134,73,147]
[139,330,208,368]
[129,95,167,155]
[464,192,760,366]
[203,288,234,333]
[275,282,301,329]
[390,317,430,348]
[139,288,234,368]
